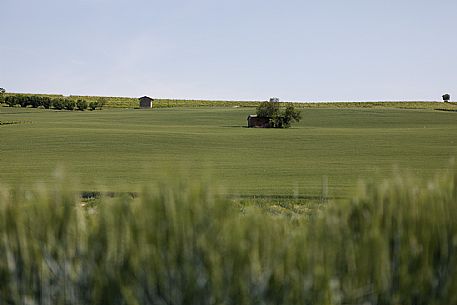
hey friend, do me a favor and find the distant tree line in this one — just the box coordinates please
[2,95,105,111]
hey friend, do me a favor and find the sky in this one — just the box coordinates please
[1,0,456,101]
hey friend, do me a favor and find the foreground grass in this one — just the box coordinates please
[1,107,456,197]
[1,169,457,304]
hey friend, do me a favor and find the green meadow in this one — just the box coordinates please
[2,103,457,304]
[1,106,456,197]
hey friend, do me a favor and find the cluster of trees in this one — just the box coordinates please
[2,94,105,111]
[256,100,302,128]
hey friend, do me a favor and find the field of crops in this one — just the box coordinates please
[1,103,457,304]
[1,169,457,304]
[1,106,456,198]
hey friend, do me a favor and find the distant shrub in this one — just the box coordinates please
[76,99,88,111]
[88,99,105,111]
[89,101,98,110]
[96,98,106,109]
[63,99,76,110]
[40,97,52,109]
[28,96,40,108]
[4,96,18,107]
[3,95,53,109]
[51,98,65,110]
[19,96,29,107]
[4,95,31,108]
[443,94,451,102]
[29,96,52,108]
[2,94,88,111]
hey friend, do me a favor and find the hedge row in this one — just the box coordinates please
[3,95,105,111]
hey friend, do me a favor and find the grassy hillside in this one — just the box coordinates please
[1,106,456,197]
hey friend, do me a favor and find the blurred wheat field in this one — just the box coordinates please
[1,168,457,305]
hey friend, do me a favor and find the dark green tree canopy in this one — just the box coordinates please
[256,100,301,128]
[256,100,280,118]
[0,88,5,104]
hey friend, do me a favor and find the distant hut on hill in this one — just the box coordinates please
[247,115,270,128]
[139,96,154,108]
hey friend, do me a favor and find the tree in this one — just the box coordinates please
[256,100,280,118]
[29,96,41,108]
[18,96,30,107]
[89,101,97,111]
[96,98,106,109]
[40,97,52,109]
[0,88,5,104]
[283,104,302,127]
[88,98,105,111]
[256,100,301,128]
[443,94,451,102]
[52,98,65,110]
[63,99,76,110]
[76,99,88,111]
[5,96,17,107]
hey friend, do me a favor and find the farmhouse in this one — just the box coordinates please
[247,115,270,128]
[139,96,154,108]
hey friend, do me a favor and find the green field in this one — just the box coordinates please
[2,103,457,304]
[1,106,456,197]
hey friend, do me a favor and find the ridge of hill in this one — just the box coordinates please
[3,92,457,110]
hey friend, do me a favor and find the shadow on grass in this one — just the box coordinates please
[231,194,347,200]
[0,121,26,126]
[80,191,346,201]
[221,125,249,128]
[435,108,457,112]
[80,191,139,199]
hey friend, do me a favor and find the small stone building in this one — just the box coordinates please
[139,96,154,108]
[247,115,270,128]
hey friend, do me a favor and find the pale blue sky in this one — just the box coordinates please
[1,0,455,101]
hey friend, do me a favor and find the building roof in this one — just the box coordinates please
[139,96,153,100]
